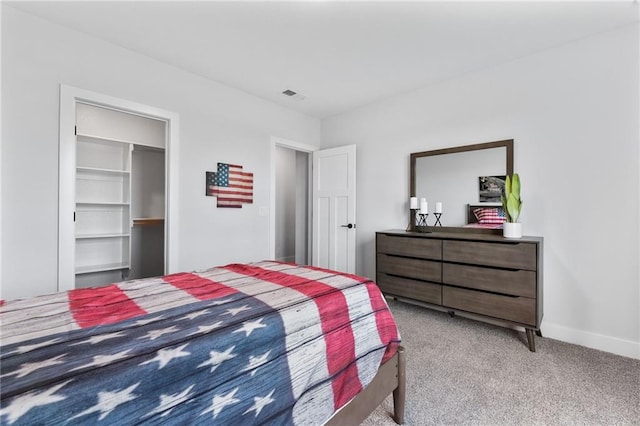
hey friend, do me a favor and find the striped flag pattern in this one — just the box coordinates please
[0,261,400,425]
[206,163,253,208]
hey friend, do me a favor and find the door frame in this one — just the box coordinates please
[58,85,180,291]
[269,136,318,261]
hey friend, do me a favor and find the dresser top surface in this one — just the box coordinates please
[378,229,543,244]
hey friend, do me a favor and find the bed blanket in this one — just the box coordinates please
[0,261,399,425]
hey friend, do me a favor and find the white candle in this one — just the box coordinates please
[410,197,418,209]
[435,202,442,214]
[420,199,428,214]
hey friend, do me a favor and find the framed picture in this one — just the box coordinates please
[478,175,506,203]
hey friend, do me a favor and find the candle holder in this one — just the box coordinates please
[433,212,443,227]
[406,208,419,231]
[415,212,431,233]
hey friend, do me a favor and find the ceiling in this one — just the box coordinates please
[7,1,639,119]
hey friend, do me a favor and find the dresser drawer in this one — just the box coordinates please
[377,253,441,282]
[377,274,442,305]
[377,234,442,260]
[443,263,536,298]
[443,286,536,325]
[443,240,536,270]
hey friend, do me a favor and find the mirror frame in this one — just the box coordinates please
[410,139,514,234]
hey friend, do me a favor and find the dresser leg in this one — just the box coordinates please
[526,328,536,352]
[448,311,455,318]
[535,329,542,338]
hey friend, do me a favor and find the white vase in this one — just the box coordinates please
[503,222,522,239]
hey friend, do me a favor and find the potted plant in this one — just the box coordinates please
[501,173,523,238]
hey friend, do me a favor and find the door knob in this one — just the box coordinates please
[341,223,355,229]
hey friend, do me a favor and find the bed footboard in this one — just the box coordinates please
[326,346,406,425]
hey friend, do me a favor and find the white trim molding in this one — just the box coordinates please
[543,321,640,359]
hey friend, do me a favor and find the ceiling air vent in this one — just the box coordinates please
[282,89,306,101]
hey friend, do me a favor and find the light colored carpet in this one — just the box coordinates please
[362,299,640,425]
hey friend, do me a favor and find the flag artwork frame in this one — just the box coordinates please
[206,163,254,208]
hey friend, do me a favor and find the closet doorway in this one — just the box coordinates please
[58,85,180,291]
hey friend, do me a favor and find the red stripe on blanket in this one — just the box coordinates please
[69,285,147,328]
[364,282,400,363]
[222,263,362,409]
[163,272,239,300]
[291,264,399,362]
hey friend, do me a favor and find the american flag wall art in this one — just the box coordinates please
[206,163,254,208]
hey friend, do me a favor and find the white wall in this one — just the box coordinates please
[322,24,640,358]
[1,6,320,300]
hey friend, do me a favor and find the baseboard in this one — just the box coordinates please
[543,322,640,359]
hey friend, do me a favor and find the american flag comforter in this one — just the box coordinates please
[0,261,400,425]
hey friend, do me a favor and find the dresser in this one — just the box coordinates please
[376,230,543,351]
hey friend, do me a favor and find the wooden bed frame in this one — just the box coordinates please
[327,346,406,425]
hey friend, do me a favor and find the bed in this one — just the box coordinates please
[0,261,405,425]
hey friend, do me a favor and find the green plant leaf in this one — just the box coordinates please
[511,173,521,200]
[501,194,510,222]
[504,175,511,196]
[506,193,521,223]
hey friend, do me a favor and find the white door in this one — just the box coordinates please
[312,145,356,273]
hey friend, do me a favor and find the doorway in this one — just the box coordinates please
[270,137,317,265]
[275,146,310,264]
[270,139,357,273]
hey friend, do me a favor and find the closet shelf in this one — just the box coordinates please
[77,166,130,175]
[76,262,130,275]
[76,201,130,206]
[132,217,164,226]
[77,132,138,146]
[76,233,130,240]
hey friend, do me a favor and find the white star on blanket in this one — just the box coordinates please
[233,318,266,337]
[144,385,195,418]
[179,310,210,321]
[71,332,125,345]
[188,321,223,336]
[223,305,251,316]
[201,387,240,419]
[8,338,61,355]
[4,354,66,379]
[139,325,179,341]
[198,346,237,373]
[139,344,190,369]
[0,381,70,424]
[241,351,271,376]
[70,383,140,421]
[243,389,276,417]
[71,349,131,371]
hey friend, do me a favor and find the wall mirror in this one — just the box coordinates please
[410,139,513,234]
